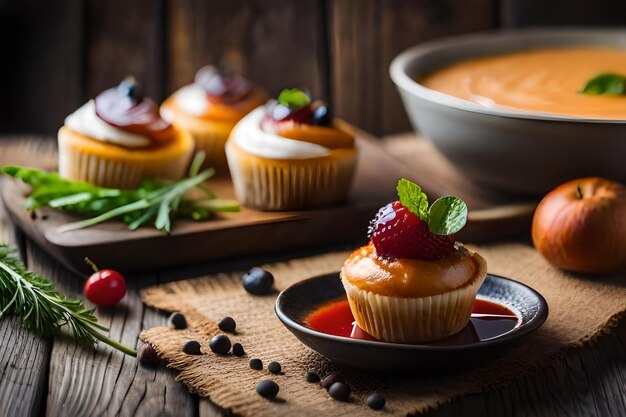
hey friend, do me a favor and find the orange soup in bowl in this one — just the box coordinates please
[420,47,626,119]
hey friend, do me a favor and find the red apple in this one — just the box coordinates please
[531,177,626,274]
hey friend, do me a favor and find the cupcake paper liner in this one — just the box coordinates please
[57,127,194,189]
[341,255,487,343]
[225,140,358,211]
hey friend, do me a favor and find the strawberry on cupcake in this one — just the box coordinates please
[340,179,487,343]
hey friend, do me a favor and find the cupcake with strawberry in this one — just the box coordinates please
[225,88,357,210]
[341,179,487,343]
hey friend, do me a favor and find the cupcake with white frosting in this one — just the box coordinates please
[160,65,266,175]
[225,88,358,210]
[58,77,194,189]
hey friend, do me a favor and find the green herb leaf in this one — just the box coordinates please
[277,88,311,110]
[1,157,237,233]
[396,178,428,220]
[428,196,468,235]
[579,72,626,95]
[0,245,136,356]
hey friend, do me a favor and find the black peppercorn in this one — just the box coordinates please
[268,361,282,374]
[242,267,274,295]
[209,334,231,354]
[182,340,201,355]
[321,372,345,389]
[218,316,236,333]
[232,342,245,357]
[304,370,320,383]
[138,343,159,366]
[249,358,263,370]
[167,312,187,329]
[256,380,279,399]
[367,392,386,410]
[328,382,351,402]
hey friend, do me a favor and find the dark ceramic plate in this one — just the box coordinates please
[275,273,548,373]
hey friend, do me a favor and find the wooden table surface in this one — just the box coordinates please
[0,137,625,417]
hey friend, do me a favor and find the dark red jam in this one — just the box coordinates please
[305,298,520,346]
[95,77,173,144]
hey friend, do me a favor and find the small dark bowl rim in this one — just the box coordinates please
[275,272,548,352]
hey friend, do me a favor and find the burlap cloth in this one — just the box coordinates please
[140,243,626,416]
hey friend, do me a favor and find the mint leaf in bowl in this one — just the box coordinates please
[579,73,626,95]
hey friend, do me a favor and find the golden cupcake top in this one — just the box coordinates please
[162,65,267,123]
[342,179,482,298]
[64,77,174,148]
[342,244,483,297]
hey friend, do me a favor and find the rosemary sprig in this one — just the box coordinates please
[0,153,240,233]
[0,245,135,356]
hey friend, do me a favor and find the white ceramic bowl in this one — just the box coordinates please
[390,29,626,196]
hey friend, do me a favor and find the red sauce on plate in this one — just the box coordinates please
[305,298,520,346]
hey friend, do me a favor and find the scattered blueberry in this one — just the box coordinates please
[268,361,282,374]
[321,372,345,390]
[182,340,201,355]
[328,381,351,402]
[167,312,187,329]
[249,358,263,370]
[311,103,331,126]
[232,342,245,357]
[209,334,231,354]
[242,267,274,295]
[305,370,320,383]
[367,392,386,410]
[218,316,236,333]
[138,343,159,366]
[256,380,279,400]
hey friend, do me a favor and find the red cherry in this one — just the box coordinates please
[83,258,126,307]
[369,201,456,260]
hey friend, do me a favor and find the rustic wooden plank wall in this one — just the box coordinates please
[0,0,499,137]
[3,0,624,136]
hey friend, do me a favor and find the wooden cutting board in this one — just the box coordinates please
[0,131,536,274]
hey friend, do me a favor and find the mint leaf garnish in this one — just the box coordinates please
[277,88,311,110]
[397,178,428,220]
[579,73,626,95]
[396,179,468,235]
[428,196,468,235]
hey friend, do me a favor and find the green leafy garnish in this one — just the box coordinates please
[579,72,626,95]
[396,178,468,235]
[396,179,428,220]
[1,153,239,233]
[0,245,136,356]
[277,88,311,110]
[427,196,468,235]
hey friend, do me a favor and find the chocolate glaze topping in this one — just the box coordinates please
[95,77,173,143]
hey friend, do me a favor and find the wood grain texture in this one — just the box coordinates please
[0,188,51,417]
[429,319,626,417]
[0,0,84,134]
[329,0,500,135]
[166,0,326,100]
[85,0,166,100]
[502,0,626,27]
[40,250,196,417]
